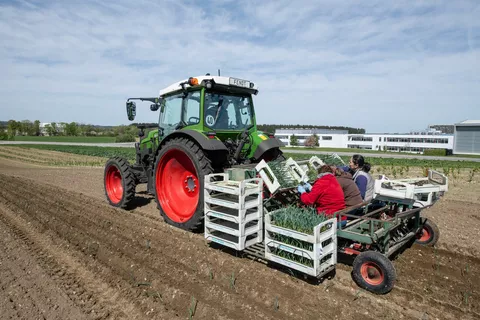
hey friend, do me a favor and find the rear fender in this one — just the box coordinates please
[252,136,285,160]
[155,130,229,169]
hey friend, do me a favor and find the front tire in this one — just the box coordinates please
[104,157,136,209]
[415,219,440,246]
[351,251,396,294]
[154,137,213,232]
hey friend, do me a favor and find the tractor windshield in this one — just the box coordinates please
[204,92,253,131]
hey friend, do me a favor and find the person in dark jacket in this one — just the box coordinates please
[297,165,346,224]
[332,166,363,208]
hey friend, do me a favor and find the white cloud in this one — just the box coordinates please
[0,0,479,131]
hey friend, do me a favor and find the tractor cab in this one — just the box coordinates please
[150,75,283,164]
[157,76,257,137]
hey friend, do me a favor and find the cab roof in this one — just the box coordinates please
[159,76,258,97]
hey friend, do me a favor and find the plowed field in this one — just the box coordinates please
[0,155,479,320]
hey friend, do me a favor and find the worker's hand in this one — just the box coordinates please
[304,182,312,191]
[297,185,306,194]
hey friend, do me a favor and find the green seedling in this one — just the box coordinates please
[188,296,197,319]
[273,296,279,311]
[229,272,236,290]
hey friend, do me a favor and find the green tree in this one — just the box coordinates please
[20,120,35,136]
[33,120,41,136]
[45,122,58,136]
[65,122,79,136]
[290,134,298,147]
[7,120,18,139]
[0,128,7,140]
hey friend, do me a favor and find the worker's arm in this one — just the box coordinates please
[300,178,327,205]
[355,175,368,199]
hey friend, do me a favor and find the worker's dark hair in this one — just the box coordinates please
[318,165,334,174]
[363,162,371,173]
[352,154,371,173]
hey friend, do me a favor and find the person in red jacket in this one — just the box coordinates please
[298,165,346,225]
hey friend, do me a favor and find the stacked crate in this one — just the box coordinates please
[264,212,337,277]
[204,173,263,251]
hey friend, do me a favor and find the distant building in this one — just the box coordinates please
[275,127,454,154]
[275,129,349,148]
[39,122,65,136]
[453,120,480,155]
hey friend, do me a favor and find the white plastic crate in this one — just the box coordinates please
[204,173,263,251]
[205,230,263,251]
[392,169,449,193]
[285,158,308,183]
[205,202,261,224]
[255,158,306,194]
[373,177,443,207]
[264,212,337,277]
[204,173,262,210]
[204,173,262,196]
[204,192,262,210]
[255,160,281,193]
[205,215,261,237]
[308,156,325,171]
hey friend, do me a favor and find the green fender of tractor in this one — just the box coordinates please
[158,130,228,153]
[251,133,285,160]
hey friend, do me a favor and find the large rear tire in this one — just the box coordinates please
[104,157,136,209]
[415,219,439,246]
[154,137,213,232]
[351,251,396,294]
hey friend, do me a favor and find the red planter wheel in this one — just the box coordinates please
[360,261,385,286]
[352,251,396,294]
[415,219,440,247]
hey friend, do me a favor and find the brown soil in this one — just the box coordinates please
[0,157,479,319]
[0,146,106,166]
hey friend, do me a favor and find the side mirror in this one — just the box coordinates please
[126,101,136,121]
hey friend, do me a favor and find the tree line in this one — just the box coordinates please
[257,124,365,134]
[0,119,140,142]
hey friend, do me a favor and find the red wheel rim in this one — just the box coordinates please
[105,165,123,204]
[156,149,199,223]
[418,227,431,242]
[360,262,384,286]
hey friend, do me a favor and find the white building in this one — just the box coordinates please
[454,120,480,155]
[275,128,454,154]
[275,129,349,148]
[39,122,65,136]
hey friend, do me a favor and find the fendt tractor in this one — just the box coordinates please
[104,75,285,231]
[104,74,448,295]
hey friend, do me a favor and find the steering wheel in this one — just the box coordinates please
[188,117,200,124]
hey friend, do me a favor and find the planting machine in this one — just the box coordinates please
[104,75,448,295]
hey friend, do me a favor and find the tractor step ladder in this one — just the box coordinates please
[204,173,263,251]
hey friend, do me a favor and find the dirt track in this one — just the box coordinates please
[0,157,479,319]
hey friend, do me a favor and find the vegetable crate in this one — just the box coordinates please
[255,157,308,193]
[204,173,263,250]
[264,212,337,277]
[374,169,449,207]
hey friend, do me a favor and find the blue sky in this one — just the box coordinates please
[1,0,479,133]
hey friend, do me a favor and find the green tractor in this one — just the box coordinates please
[104,75,285,231]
